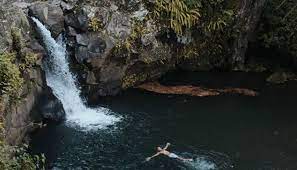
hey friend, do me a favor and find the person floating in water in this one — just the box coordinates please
[146,143,193,162]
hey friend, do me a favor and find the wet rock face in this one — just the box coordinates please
[0,5,31,53]
[39,92,66,122]
[29,1,64,38]
[6,0,268,99]
[64,9,89,32]
[74,32,112,63]
[61,0,267,97]
[0,1,55,145]
[61,1,175,97]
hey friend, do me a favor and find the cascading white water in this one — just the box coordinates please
[32,17,119,130]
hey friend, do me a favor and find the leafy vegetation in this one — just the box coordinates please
[150,0,237,68]
[151,0,235,35]
[0,25,44,170]
[0,144,45,170]
[11,28,23,56]
[0,52,23,99]
[153,0,201,35]
[88,17,103,32]
[0,27,39,100]
[258,0,297,57]
[19,52,38,72]
[0,100,45,170]
[113,20,148,55]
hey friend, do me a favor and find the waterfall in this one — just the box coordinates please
[31,17,119,130]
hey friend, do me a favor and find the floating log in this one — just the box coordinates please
[137,82,258,97]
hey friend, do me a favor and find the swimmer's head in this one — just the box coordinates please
[157,147,162,151]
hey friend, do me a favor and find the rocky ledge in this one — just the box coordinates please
[26,0,267,99]
[0,1,65,145]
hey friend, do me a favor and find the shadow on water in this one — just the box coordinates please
[30,72,297,169]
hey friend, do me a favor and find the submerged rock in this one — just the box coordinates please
[266,72,297,84]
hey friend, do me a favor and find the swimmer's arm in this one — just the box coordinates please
[146,152,161,161]
[163,143,171,150]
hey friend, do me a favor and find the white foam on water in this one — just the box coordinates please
[32,17,120,131]
[190,157,216,170]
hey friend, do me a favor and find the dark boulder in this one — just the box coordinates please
[39,92,66,122]
[74,32,114,64]
[28,2,64,38]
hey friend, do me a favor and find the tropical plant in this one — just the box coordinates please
[204,9,234,32]
[153,0,201,35]
[0,144,45,170]
[258,0,297,57]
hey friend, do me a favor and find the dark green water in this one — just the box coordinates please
[30,72,297,169]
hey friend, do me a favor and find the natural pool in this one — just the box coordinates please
[30,72,297,169]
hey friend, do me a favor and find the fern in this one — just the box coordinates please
[205,9,234,32]
[88,17,103,32]
[154,0,201,35]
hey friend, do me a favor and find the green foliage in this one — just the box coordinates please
[19,52,38,72]
[11,28,23,55]
[11,27,38,72]
[88,17,103,32]
[122,73,148,89]
[113,20,147,55]
[0,53,23,99]
[0,144,45,170]
[0,102,45,170]
[204,9,234,32]
[166,0,236,66]
[153,0,201,35]
[0,28,38,99]
[258,0,297,57]
[152,0,235,35]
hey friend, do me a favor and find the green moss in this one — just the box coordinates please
[0,143,45,170]
[142,57,154,64]
[0,53,23,99]
[11,28,23,53]
[19,52,38,72]
[112,19,148,56]
[88,17,103,32]
[122,73,148,89]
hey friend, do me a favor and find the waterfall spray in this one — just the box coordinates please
[31,17,119,130]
